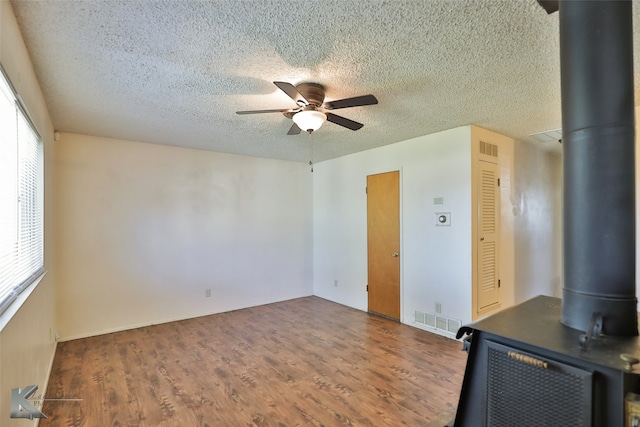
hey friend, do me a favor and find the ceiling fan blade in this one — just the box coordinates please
[287,123,302,135]
[236,109,291,115]
[323,94,378,110]
[326,113,364,131]
[274,81,309,105]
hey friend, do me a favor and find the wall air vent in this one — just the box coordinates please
[447,318,462,333]
[426,313,436,327]
[480,141,498,157]
[414,310,461,335]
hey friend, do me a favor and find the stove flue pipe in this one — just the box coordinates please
[543,0,637,336]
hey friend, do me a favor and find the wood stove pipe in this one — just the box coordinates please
[541,0,637,336]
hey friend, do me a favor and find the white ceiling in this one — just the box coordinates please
[10,0,638,163]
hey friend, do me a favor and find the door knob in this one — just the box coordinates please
[392,252,399,257]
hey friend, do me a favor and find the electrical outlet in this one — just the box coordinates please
[334,280,338,287]
[435,302,442,314]
[205,289,211,298]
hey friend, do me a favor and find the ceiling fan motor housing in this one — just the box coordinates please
[296,83,326,107]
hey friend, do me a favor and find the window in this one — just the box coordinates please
[0,67,44,315]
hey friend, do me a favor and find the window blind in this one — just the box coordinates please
[0,68,44,315]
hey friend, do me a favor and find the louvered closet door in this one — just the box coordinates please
[477,160,500,311]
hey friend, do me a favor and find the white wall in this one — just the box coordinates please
[513,141,563,301]
[314,125,563,334]
[0,1,57,425]
[313,126,474,328]
[55,134,313,340]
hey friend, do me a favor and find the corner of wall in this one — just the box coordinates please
[512,139,563,302]
[635,105,640,306]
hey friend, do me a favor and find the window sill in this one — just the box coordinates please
[0,270,48,333]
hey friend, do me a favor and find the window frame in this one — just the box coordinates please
[0,64,45,318]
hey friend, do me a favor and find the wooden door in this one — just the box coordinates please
[367,171,400,320]
[477,160,500,311]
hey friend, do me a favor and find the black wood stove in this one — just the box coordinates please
[454,296,640,426]
[452,1,640,426]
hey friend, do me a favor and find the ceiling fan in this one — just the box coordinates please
[236,81,378,135]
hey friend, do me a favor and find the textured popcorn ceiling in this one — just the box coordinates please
[10,0,637,162]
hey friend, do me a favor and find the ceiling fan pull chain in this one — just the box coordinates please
[309,134,314,173]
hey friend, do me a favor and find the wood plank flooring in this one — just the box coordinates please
[39,297,467,426]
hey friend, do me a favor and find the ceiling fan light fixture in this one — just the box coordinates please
[293,110,327,133]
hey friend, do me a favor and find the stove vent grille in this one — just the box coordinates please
[485,341,592,427]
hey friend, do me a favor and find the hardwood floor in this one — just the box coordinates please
[39,297,467,426]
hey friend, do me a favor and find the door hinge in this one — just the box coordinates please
[498,279,501,288]
[365,187,368,194]
[498,178,501,187]
[366,285,369,292]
